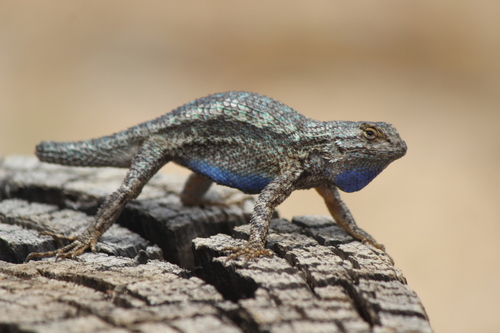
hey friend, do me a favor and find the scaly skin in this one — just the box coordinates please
[27,91,407,261]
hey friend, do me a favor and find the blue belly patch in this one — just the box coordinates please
[334,167,382,193]
[186,160,273,194]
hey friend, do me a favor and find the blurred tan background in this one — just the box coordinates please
[1,1,499,332]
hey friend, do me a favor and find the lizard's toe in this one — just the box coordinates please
[25,231,98,262]
[360,238,385,251]
[26,239,91,261]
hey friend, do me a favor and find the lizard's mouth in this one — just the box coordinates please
[339,143,407,161]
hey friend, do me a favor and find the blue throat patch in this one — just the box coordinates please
[334,167,383,192]
[186,160,272,194]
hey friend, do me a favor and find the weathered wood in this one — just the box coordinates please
[193,220,430,332]
[0,255,239,333]
[0,155,254,268]
[0,198,163,263]
[0,156,432,332]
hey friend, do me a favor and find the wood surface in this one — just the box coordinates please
[0,156,432,333]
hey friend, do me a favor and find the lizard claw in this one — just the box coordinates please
[222,240,273,263]
[25,230,99,262]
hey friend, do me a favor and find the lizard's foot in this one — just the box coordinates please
[340,224,386,251]
[222,240,273,263]
[361,237,385,251]
[25,230,99,261]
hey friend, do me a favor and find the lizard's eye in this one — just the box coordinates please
[363,127,378,140]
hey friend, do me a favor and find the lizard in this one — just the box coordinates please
[26,91,407,261]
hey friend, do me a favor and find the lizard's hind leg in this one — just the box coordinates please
[180,173,213,206]
[26,135,172,261]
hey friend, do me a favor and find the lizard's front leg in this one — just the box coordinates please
[316,184,385,250]
[225,161,303,262]
[26,136,171,261]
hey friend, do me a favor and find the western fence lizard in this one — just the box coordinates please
[26,91,407,261]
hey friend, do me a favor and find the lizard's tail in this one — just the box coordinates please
[35,135,140,168]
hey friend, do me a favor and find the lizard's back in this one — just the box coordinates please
[148,91,313,138]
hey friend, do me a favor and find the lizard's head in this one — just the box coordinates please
[323,121,407,193]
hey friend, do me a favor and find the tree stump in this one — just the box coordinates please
[0,156,432,333]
